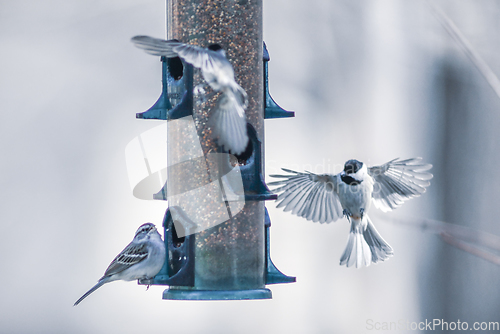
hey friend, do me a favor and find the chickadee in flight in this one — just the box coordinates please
[131,35,249,155]
[74,223,166,306]
[270,158,433,268]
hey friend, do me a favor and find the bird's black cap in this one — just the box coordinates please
[344,159,363,174]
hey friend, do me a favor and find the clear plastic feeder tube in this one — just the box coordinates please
[165,0,266,294]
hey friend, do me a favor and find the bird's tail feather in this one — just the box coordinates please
[363,215,394,264]
[74,278,109,306]
[210,92,248,155]
[340,219,372,268]
[231,83,248,109]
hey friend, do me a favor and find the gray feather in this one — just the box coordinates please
[270,169,343,223]
[363,216,394,263]
[103,242,148,277]
[74,277,111,306]
[368,157,433,212]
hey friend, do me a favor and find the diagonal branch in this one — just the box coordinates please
[427,0,500,100]
[440,232,500,266]
[379,214,500,265]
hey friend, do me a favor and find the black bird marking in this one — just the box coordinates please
[208,44,223,52]
[341,174,362,185]
[343,159,363,174]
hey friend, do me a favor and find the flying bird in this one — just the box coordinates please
[131,35,249,155]
[270,158,433,268]
[74,223,166,306]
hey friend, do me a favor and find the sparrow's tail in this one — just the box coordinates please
[339,215,393,268]
[74,277,111,306]
[211,90,249,155]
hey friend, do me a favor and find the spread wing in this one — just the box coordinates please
[269,168,343,223]
[131,35,227,74]
[131,35,179,57]
[368,157,433,212]
[101,242,148,278]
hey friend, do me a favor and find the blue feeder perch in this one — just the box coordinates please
[136,56,193,121]
[263,42,295,119]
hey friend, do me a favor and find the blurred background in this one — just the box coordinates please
[1,0,500,333]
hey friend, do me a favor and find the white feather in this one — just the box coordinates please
[210,92,248,154]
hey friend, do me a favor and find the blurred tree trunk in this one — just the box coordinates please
[421,1,500,329]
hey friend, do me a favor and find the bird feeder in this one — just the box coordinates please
[132,0,295,300]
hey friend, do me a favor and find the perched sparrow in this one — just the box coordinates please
[270,158,433,268]
[74,223,166,306]
[131,35,248,155]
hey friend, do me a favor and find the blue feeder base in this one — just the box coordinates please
[163,288,272,300]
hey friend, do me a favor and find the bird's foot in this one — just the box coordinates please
[360,208,365,221]
[343,209,352,223]
[194,85,207,104]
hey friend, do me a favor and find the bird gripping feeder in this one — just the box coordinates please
[134,0,294,300]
